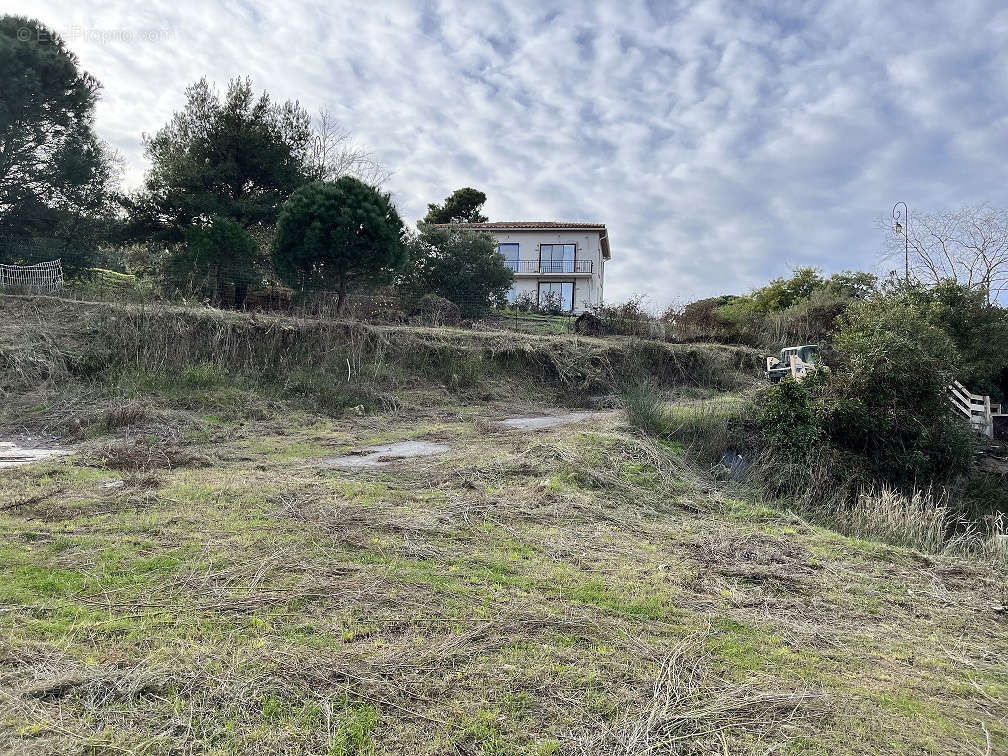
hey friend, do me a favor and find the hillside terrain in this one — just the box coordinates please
[0,296,1006,755]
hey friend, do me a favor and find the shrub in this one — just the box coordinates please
[513,292,535,312]
[751,267,826,313]
[402,224,514,318]
[538,291,563,315]
[827,290,976,487]
[672,295,749,344]
[410,293,461,327]
[587,294,662,338]
[757,377,824,461]
[177,215,258,306]
[674,269,877,348]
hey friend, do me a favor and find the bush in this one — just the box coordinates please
[674,269,877,348]
[402,224,514,318]
[538,291,563,315]
[587,294,662,338]
[176,215,259,306]
[671,295,749,344]
[410,293,461,327]
[513,292,535,312]
[758,377,824,461]
[827,290,976,487]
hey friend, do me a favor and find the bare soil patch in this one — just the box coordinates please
[494,410,610,431]
[318,440,450,468]
[0,440,72,469]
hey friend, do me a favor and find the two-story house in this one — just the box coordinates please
[447,222,611,313]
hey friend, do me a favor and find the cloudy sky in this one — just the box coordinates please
[8,1,1008,305]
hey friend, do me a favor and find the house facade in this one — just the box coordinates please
[450,222,611,313]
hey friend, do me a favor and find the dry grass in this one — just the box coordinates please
[570,630,826,755]
[0,295,763,403]
[1,295,1007,754]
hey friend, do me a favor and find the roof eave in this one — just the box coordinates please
[433,221,612,260]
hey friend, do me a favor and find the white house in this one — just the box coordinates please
[449,222,611,313]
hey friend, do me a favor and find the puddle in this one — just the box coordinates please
[0,441,73,469]
[494,412,605,431]
[319,440,450,468]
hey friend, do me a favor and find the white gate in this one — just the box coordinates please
[0,259,64,293]
[949,380,1004,438]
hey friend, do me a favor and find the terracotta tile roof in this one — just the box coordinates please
[447,221,606,230]
[437,221,612,260]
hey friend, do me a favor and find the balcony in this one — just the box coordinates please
[504,259,593,275]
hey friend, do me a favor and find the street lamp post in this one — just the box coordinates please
[892,201,909,283]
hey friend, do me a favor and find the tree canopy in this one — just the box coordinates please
[272,178,406,312]
[423,187,488,224]
[888,204,1008,305]
[132,77,313,241]
[825,288,975,487]
[403,224,514,316]
[0,16,119,266]
[176,215,258,305]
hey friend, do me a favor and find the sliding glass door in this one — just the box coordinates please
[537,281,574,311]
[539,244,575,273]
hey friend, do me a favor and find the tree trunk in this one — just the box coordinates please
[213,264,223,305]
[336,270,347,315]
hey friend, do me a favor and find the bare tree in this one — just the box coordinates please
[307,109,391,187]
[885,204,1008,304]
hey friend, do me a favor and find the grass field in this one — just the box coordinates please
[1,296,1006,754]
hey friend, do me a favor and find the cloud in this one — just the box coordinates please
[6,0,1008,306]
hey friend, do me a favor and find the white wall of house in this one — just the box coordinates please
[487,229,606,312]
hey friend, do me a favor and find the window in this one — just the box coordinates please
[537,281,574,311]
[497,243,519,271]
[539,244,575,273]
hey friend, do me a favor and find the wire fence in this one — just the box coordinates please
[0,239,671,339]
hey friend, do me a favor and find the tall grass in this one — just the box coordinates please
[621,381,1007,564]
[0,295,764,418]
[621,382,749,466]
[823,483,1008,562]
[839,484,952,553]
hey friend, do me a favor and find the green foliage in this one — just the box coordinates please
[0,16,119,267]
[676,270,878,347]
[827,290,975,487]
[903,280,1008,398]
[824,270,878,300]
[403,224,514,317]
[174,215,259,303]
[133,76,312,241]
[423,187,488,224]
[758,377,823,461]
[272,178,406,311]
[67,268,147,303]
[749,267,878,314]
[538,290,563,316]
[622,383,674,437]
[328,703,377,756]
[751,267,826,313]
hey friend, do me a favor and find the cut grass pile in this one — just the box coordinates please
[0,295,1006,754]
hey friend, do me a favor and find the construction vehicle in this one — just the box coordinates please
[766,344,820,383]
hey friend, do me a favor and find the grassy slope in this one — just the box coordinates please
[0,297,1006,754]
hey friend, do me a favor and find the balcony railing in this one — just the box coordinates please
[504,259,593,274]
